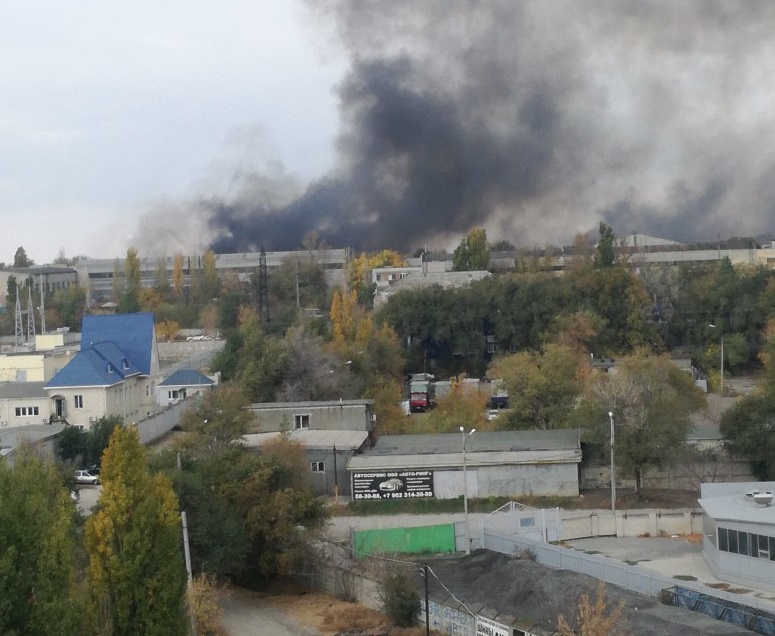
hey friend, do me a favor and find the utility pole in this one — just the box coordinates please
[181,511,197,635]
[460,426,476,555]
[422,563,430,636]
[609,411,616,519]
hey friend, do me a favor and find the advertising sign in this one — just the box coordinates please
[476,616,511,636]
[352,470,434,500]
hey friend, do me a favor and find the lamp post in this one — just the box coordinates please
[609,411,616,517]
[709,324,724,395]
[460,426,476,555]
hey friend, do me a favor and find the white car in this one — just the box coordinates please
[75,469,99,485]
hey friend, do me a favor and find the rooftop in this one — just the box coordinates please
[242,429,369,451]
[699,482,775,525]
[159,369,214,387]
[248,399,374,410]
[0,381,48,399]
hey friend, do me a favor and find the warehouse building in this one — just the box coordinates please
[346,430,581,502]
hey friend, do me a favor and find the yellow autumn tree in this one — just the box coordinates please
[85,426,187,635]
[172,252,186,300]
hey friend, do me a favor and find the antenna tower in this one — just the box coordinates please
[14,290,24,349]
[26,284,36,345]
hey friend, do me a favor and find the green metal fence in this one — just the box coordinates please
[353,524,456,557]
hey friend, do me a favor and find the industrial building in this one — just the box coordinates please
[699,481,775,591]
[346,430,581,502]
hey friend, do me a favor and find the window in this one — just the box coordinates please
[310,461,325,472]
[74,395,84,409]
[718,528,728,552]
[14,406,39,417]
[520,516,536,528]
[739,531,749,556]
[294,414,310,429]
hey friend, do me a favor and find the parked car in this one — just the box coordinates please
[75,469,99,485]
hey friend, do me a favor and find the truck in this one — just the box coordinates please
[408,373,436,413]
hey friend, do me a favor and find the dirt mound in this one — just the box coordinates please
[424,550,750,635]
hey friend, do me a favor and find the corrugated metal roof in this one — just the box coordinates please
[242,429,369,451]
[45,341,140,388]
[0,424,66,449]
[0,382,48,399]
[347,448,581,471]
[345,430,581,471]
[248,399,374,410]
[367,430,579,455]
[81,312,155,375]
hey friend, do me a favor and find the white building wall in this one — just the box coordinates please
[0,396,52,427]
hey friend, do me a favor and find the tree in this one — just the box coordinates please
[720,325,775,478]
[5,274,17,306]
[0,450,84,635]
[452,227,490,271]
[172,252,186,301]
[13,246,32,267]
[573,354,705,497]
[85,426,187,635]
[423,378,489,433]
[117,248,141,313]
[489,344,585,430]
[595,222,615,268]
[178,385,253,456]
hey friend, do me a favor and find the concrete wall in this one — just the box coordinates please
[477,463,579,498]
[248,403,373,433]
[581,457,753,492]
[559,508,703,540]
[135,399,188,445]
[306,447,358,497]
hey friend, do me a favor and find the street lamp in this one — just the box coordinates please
[460,426,476,555]
[609,411,616,517]
[708,324,724,395]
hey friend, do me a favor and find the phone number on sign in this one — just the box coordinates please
[354,491,434,500]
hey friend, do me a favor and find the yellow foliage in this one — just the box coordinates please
[556,582,628,636]
[347,250,406,291]
[188,574,226,636]
[156,320,180,342]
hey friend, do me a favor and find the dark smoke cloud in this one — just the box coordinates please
[205,0,775,253]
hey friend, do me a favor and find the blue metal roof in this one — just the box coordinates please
[159,369,214,387]
[81,312,155,375]
[45,342,140,388]
[45,313,152,389]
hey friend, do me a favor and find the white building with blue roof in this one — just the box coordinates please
[44,313,161,428]
[157,369,217,406]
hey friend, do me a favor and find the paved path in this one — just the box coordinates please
[219,588,320,636]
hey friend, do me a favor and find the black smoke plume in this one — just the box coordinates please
[207,1,775,253]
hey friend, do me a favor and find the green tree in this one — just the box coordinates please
[489,344,584,430]
[117,248,141,313]
[452,228,490,271]
[13,246,32,267]
[0,450,84,635]
[595,222,615,268]
[85,426,187,635]
[5,274,17,306]
[50,285,86,332]
[720,327,775,478]
[573,354,705,497]
[178,385,253,456]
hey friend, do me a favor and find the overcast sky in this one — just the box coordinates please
[1,1,344,264]
[5,1,775,264]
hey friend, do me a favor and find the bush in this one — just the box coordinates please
[381,569,418,628]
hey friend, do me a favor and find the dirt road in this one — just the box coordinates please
[219,587,320,636]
